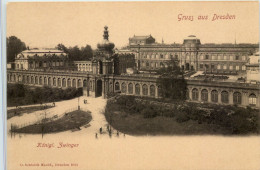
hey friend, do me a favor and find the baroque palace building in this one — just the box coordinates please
[7,26,260,108]
[127,35,258,74]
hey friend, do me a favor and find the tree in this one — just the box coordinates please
[7,36,26,62]
[156,63,187,100]
[80,45,93,60]
[56,43,68,53]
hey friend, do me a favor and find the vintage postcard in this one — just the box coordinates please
[4,1,260,170]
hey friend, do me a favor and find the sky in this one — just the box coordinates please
[6,1,259,49]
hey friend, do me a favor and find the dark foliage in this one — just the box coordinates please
[105,95,259,135]
[7,83,82,106]
[7,36,26,62]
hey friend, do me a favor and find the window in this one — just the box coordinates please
[150,85,155,97]
[160,54,164,59]
[229,65,233,70]
[221,91,229,103]
[233,92,242,104]
[72,79,76,87]
[211,90,218,102]
[135,84,140,95]
[77,79,82,87]
[48,77,51,86]
[236,65,240,70]
[192,88,199,101]
[21,64,23,69]
[217,64,221,69]
[242,56,246,60]
[58,78,61,87]
[17,64,19,69]
[223,65,227,70]
[249,94,257,105]
[242,65,246,71]
[142,84,148,96]
[200,64,203,69]
[146,62,149,67]
[53,78,56,86]
[67,79,71,87]
[235,55,239,60]
[39,77,43,85]
[115,82,120,91]
[158,86,163,97]
[201,89,208,102]
[121,82,126,93]
[230,56,233,60]
[62,78,66,87]
[32,76,35,84]
[44,77,47,85]
[128,83,133,94]
[205,55,209,60]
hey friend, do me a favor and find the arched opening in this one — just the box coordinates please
[58,78,61,87]
[201,89,208,102]
[142,84,148,96]
[39,77,43,85]
[128,83,133,94]
[96,80,102,97]
[27,76,30,84]
[35,76,38,84]
[67,78,71,87]
[249,93,257,106]
[31,76,34,84]
[62,78,66,87]
[115,82,120,91]
[221,91,229,103]
[83,79,87,87]
[150,85,155,97]
[211,90,218,103]
[135,84,140,95]
[53,78,56,86]
[192,88,199,100]
[185,63,190,70]
[233,92,242,104]
[78,79,82,88]
[44,77,47,85]
[121,82,126,93]
[72,79,76,88]
[48,77,51,86]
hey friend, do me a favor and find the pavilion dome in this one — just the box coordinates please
[97,26,115,52]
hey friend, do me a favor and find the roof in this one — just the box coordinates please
[129,35,154,40]
[16,49,67,59]
[22,49,65,53]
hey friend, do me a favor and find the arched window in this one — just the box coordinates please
[78,79,82,87]
[115,82,120,91]
[67,79,71,87]
[53,78,56,86]
[128,83,133,94]
[39,77,43,85]
[22,75,26,83]
[233,92,242,104]
[48,77,51,86]
[121,82,126,93]
[27,76,30,84]
[201,89,208,102]
[192,88,199,100]
[135,84,140,95]
[44,77,47,85]
[72,79,76,87]
[83,79,87,87]
[58,78,61,87]
[221,91,229,103]
[142,84,148,96]
[13,75,16,82]
[249,94,257,106]
[211,90,218,102]
[31,76,35,84]
[62,78,66,87]
[150,85,155,97]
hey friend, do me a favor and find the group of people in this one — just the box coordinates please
[95,125,125,139]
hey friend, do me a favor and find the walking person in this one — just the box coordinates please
[99,127,102,134]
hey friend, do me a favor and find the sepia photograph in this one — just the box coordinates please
[4,1,260,170]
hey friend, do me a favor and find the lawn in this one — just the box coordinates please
[11,110,92,134]
[104,95,259,136]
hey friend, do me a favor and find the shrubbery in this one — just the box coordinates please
[7,83,82,106]
[105,95,259,135]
